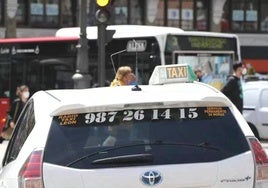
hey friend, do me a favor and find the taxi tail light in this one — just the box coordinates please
[18,148,44,188]
[248,137,268,187]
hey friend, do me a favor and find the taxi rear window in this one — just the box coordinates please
[43,107,249,169]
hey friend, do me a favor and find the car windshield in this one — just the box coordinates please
[43,107,249,169]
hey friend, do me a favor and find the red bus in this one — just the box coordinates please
[0,37,79,130]
[0,33,162,130]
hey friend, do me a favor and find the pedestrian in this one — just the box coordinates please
[8,85,30,127]
[221,62,244,113]
[194,68,203,82]
[128,72,137,85]
[110,66,134,86]
[1,85,30,140]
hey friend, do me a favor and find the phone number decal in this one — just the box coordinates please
[56,107,227,126]
[84,108,198,124]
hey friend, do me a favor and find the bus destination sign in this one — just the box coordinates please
[126,40,147,52]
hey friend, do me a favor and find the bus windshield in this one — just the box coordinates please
[164,34,239,64]
[164,34,239,89]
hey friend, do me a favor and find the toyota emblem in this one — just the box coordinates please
[141,170,162,186]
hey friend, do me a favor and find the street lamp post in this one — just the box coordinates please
[72,0,91,89]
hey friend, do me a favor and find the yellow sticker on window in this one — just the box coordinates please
[204,107,226,117]
[58,114,78,126]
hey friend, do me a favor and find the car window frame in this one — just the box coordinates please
[2,99,35,166]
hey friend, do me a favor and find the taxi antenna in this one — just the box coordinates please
[133,39,139,84]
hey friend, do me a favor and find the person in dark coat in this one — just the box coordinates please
[0,85,30,141]
[8,85,30,127]
[221,62,244,113]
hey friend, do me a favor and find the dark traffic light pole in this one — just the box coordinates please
[98,24,107,87]
[72,0,91,89]
[95,0,113,87]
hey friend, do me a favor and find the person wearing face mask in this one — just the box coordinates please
[221,62,245,113]
[9,85,30,126]
[1,85,30,141]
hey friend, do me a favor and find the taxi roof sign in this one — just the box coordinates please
[149,64,197,85]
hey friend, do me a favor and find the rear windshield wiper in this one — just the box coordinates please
[66,142,153,167]
[91,153,153,164]
[66,141,220,167]
[152,140,221,151]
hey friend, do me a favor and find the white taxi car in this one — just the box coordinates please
[243,81,268,140]
[0,64,268,188]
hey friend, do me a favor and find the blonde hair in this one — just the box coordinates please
[115,66,132,81]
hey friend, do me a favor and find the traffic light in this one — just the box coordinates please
[95,0,111,24]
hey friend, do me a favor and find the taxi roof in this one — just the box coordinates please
[33,82,231,116]
[31,63,252,138]
[31,64,233,116]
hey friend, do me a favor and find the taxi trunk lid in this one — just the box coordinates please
[43,106,255,187]
[43,152,254,188]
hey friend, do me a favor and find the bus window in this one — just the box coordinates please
[173,51,234,90]
[88,37,161,85]
[164,33,240,89]
[116,53,161,85]
[0,37,78,101]
[0,62,10,130]
[39,58,76,89]
[0,62,10,98]
[165,35,180,52]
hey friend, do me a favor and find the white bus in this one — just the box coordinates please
[56,25,241,89]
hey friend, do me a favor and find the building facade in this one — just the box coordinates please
[0,0,268,73]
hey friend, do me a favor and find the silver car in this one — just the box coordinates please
[243,81,268,140]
